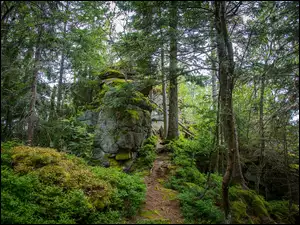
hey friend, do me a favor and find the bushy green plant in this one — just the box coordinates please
[1,145,146,224]
[57,117,95,159]
[35,115,94,161]
[101,82,154,112]
[268,200,299,223]
[132,135,158,172]
[143,135,158,146]
[136,219,170,224]
[91,166,146,217]
[178,191,224,224]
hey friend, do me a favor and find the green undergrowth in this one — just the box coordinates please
[136,218,170,224]
[131,135,158,173]
[1,142,146,224]
[164,137,299,224]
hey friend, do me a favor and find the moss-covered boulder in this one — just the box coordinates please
[92,80,152,166]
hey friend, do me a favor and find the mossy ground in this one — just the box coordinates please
[1,143,146,224]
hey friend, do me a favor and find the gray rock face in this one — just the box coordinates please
[93,107,151,161]
[77,110,99,126]
[150,90,165,136]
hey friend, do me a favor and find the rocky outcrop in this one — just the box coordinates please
[149,88,165,137]
[93,107,151,163]
[77,110,99,127]
[91,74,153,166]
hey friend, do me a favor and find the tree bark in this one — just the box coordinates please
[283,118,293,214]
[161,31,168,139]
[49,85,57,121]
[214,1,247,221]
[255,73,265,194]
[28,27,42,146]
[56,19,67,114]
[167,1,179,140]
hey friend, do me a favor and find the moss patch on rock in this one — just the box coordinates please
[115,152,132,161]
[98,69,124,79]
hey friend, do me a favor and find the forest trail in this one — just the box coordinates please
[128,141,184,224]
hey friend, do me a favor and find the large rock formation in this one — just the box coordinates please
[93,107,151,163]
[90,73,153,166]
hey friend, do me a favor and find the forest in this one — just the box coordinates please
[1,1,299,224]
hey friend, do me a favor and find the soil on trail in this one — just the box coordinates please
[129,142,184,224]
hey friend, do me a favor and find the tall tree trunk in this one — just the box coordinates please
[49,85,57,121]
[210,13,219,172]
[57,19,67,114]
[214,1,247,221]
[231,113,247,187]
[161,41,168,139]
[283,118,293,215]
[255,73,265,194]
[28,27,42,146]
[167,1,179,140]
[215,88,221,173]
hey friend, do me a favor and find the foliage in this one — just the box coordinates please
[101,82,154,112]
[36,115,94,160]
[132,135,158,172]
[136,219,170,224]
[1,144,146,224]
[91,166,146,217]
[268,200,299,224]
[165,136,299,224]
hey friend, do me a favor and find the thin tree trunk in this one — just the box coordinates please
[28,28,42,146]
[49,85,57,121]
[214,1,247,221]
[232,112,247,188]
[161,36,168,139]
[167,1,179,140]
[56,20,67,114]
[215,88,221,173]
[255,73,265,194]
[283,118,293,215]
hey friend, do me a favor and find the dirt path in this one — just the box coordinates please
[128,142,184,224]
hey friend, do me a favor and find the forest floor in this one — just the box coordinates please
[127,141,184,224]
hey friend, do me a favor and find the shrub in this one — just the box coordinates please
[91,166,146,217]
[1,144,146,224]
[132,135,158,172]
[36,116,95,161]
[268,200,299,223]
[178,191,224,224]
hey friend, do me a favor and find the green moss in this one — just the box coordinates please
[115,152,131,161]
[231,200,249,224]
[108,158,120,167]
[126,109,140,120]
[140,210,162,219]
[160,187,178,201]
[98,69,124,79]
[229,186,273,223]
[136,219,170,224]
[2,144,146,223]
[268,200,299,223]
[252,196,269,218]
